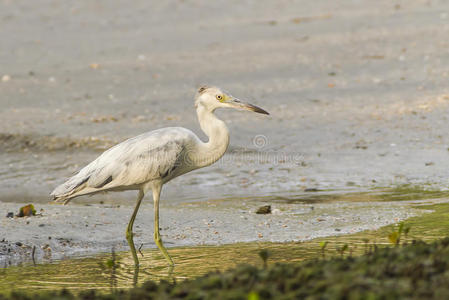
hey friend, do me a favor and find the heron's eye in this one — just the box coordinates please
[216,95,223,101]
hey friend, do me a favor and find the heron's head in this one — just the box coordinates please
[194,86,269,115]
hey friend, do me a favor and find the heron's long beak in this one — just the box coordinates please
[226,97,269,115]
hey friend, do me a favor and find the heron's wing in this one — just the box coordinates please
[90,136,185,188]
[52,128,192,201]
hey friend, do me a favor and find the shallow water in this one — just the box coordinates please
[0,187,441,267]
[1,200,448,295]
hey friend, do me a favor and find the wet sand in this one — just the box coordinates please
[1,0,449,265]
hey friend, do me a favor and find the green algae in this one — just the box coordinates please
[3,238,449,299]
[249,184,449,204]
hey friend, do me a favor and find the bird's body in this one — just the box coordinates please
[52,127,209,200]
[51,86,268,266]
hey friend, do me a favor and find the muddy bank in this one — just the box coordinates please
[1,0,449,206]
[0,133,118,153]
[1,0,449,287]
[0,193,441,266]
[1,201,449,294]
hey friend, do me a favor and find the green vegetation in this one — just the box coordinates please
[387,222,410,246]
[376,184,449,202]
[3,238,449,299]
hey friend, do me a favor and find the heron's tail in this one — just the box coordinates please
[51,175,90,205]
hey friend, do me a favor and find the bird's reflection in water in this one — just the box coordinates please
[129,244,174,287]
[0,236,393,292]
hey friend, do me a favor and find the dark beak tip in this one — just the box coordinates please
[248,104,269,115]
[234,100,270,115]
[255,108,270,115]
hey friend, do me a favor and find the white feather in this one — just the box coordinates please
[51,127,198,201]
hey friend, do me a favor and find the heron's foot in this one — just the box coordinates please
[154,235,175,266]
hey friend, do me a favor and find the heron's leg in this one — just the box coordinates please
[152,182,174,266]
[126,189,144,267]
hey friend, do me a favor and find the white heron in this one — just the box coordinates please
[51,86,269,266]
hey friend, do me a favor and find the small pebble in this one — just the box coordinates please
[256,205,271,214]
[1,75,11,82]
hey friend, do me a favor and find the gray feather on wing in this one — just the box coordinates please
[82,129,187,190]
[51,128,193,199]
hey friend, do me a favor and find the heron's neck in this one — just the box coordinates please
[193,105,230,168]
